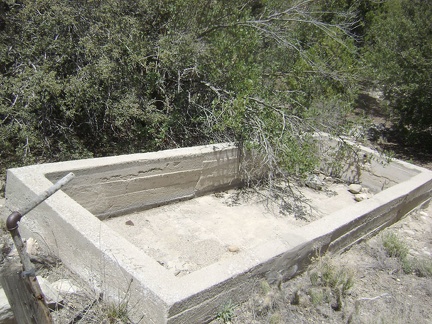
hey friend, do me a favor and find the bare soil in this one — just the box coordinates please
[103,181,358,276]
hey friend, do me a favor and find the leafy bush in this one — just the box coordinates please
[363,0,432,146]
[0,0,360,191]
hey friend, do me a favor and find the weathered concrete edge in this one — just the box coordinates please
[3,171,176,323]
[2,143,240,323]
[163,166,432,323]
[3,141,432,324]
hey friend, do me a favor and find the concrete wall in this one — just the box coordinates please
[45,143,240,219]
[317,134,420,192]
[2,143,240,323]
[2,141,432,323]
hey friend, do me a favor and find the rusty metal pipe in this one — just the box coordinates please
[6,211,22,231]
[5,172,75,233]
[18,172,75,217]
[2,173,74,324]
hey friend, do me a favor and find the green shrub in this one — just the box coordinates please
[382,232,409,260]
[0,0,359,198]
[217,300,236,323]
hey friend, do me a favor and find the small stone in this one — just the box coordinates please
[228,245,240,253]
[305,175,324,191]
[422,248,431,257]
[403,229,415,236]
[25,237,39,256]
[354,193,369,202]
[125,220,134,226]
[164,261,176,270]
[348,184,362,194]
[51,279,81,295]
[37,276,63,310]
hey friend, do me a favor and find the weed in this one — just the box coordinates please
[217,300,236,323]
[381,232,432,277]
[101,278,134,323]
[413,258,432,277]
[105,301,129,323]
[310,257,355,296]
[308,287,324,305]
[260,280,272,295]
[382,232,409,260]
[381,232,418,275]
[269,311,282,324]
[321,261,339,288]
[309,271,319,286]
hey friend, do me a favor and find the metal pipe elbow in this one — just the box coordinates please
[6,211,22,231]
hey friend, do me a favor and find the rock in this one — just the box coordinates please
[305,175,324,191]
[419,211,428,217]
[228,245,240,253]
[37,276,63,310]
[348,184,362,194]
[0,288,14,324]
[25,237,39,256]
[51,279,81,295]
[125,220,134,226]
[354,193,369,202]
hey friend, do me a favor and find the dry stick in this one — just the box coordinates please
[356,293,391,302]
[68,293,103,324]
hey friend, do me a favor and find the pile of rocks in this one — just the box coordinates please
[347,183,373,202]
[305,174,373,202]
